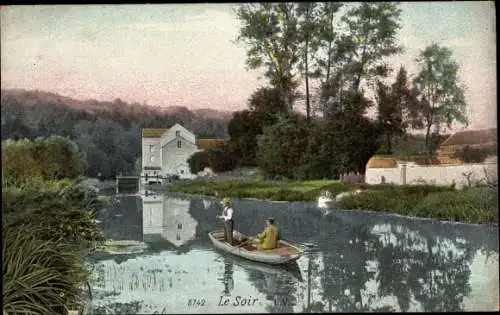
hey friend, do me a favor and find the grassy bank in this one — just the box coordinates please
[166,179,498,224]
[337,185,498,224]
[166,179,358,202]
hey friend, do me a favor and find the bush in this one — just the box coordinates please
[2,137,85,186]
[337,186,498,224]
[188,150,210,174]
[2,180,106,313]
[207,144,237,173]
[453,145,489,163]
[3,182,106,248]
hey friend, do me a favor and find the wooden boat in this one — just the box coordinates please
[208,230,302,265]
[217,251,304,282]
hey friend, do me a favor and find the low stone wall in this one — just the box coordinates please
[366,161,498,188]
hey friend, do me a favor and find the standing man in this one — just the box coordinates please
[218,197,234,245]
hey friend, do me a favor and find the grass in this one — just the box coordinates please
[2,179,106,314]
[165,179,498,224]
[3,226,87,315]
[337,186,498,224]
[166,179,361,202]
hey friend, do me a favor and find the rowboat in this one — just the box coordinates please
[217,251,304,282]
[208,230,302,265]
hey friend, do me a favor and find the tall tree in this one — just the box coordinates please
[410,44,469,158]
[296,2,319,121]
[309,2,344,117]
[376,66,411,154]
[341,3,403,93]
[235,3,301,115]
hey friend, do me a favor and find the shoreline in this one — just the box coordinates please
[162,179,498,225]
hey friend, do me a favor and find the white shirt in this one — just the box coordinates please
[221,206,233,221]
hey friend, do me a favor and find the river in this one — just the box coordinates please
[86,190,499,313]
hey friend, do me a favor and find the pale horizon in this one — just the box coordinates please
[1,3,497,131]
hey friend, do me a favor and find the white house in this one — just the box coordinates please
[140,124,226,182]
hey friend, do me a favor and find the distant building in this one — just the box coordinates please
[141,124,226,182]
[437,128,497,164]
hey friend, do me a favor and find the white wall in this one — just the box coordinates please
[142,196,164,238]
[366,162,498,189]
[160,124,196,148]
[161,136,198,179]
[141,137,162,168]
[162,197,198,247]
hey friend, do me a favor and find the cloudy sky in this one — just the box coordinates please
[1,2,496,130]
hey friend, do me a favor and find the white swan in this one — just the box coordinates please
[317,191,334,209]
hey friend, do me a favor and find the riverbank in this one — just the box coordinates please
[165,179,498,224]
[166,179,348,201]
[2,179,106,314]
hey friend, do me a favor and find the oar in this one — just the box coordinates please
[229,238,253,252]
[251,236,316,250]
[281,238,316,250]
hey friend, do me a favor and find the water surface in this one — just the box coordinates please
[88,192,499,313]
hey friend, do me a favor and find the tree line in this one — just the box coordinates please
[189,2,470,179]
[1,90,230,179]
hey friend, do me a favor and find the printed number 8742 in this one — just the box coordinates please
[188,298,206,307]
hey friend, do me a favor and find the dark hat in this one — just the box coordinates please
[266,217,275,224]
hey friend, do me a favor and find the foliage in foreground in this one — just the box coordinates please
[2,176,107,313]
[3,181,106,248]
[2,226,87,315]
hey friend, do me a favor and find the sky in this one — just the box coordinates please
[1,2,496,130]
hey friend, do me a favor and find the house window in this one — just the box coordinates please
[176,130,180,137]
[177,140,182,148]
[149,145,155,162]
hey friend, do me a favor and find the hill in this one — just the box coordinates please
[1,89,234,179]
[0,88,234,121]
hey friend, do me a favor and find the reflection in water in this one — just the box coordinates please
[219,256,234,296]
[142,194,198,247]
[88,193,499,313]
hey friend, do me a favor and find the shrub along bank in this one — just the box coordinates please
[2,137,106,314]
[336,185,498,224]
[166,179,498,224]
[166,179,353,202]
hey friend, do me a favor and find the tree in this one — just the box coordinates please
[31,136,86,180]
[341,3,403,93]
[256,117,310,179]
[235,3,301,115]
[410,44,469,159]
[308,2,344,117]
[227,87,288,166]
[316,2,403,117]
[296,2,320,121]
[376,66,411,154]
[247,86,288,123]
[187,150,210,174]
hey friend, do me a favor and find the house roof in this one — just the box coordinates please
[366,157,398,168]
[197,138,227,150]
[142,128,168,138]
[440,128,497,146]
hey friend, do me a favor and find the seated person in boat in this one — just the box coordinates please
[255,218,280,250]
[217,197,234,245]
